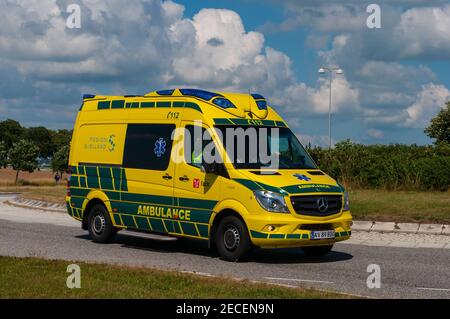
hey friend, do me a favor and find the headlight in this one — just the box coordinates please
[253,190,289,213]
[343,191,350,211]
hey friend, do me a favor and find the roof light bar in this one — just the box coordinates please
[212,97,236,109]
[180,88,222,101]
[156,89,175,96]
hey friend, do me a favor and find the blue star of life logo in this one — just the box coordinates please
[154,137,166,157]
[293,173,311,181]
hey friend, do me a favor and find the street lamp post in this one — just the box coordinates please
[318,66,343,149]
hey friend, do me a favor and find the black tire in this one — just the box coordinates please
[215,216,251,261]
[302,245,333,257]
[88,204,117,243]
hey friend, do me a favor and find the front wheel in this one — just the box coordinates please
[88,204,117,243]
[302,245,333,257]
[215,216,251,261]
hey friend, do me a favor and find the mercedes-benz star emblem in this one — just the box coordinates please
[316,198,329,213]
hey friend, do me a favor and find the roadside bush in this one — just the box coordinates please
[307,141,450,191]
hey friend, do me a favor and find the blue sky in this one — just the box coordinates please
[0,0,449,146]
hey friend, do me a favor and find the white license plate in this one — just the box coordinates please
[310,230,335,240]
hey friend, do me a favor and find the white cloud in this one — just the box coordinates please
[169,8,265,85]
[404,84,450,128]
[367,128,384,139]
[259,3,365,33]
[271,74,361,119]
[394,6,450,59]
[296,134,335,148]
[268,2,450,61]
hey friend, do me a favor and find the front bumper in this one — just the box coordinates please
[247,210,352,248]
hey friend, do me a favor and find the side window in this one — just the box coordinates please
[184,125,212,169]
[123,124,175,170]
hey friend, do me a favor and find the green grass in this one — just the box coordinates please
[350,189,450,224]
[0,256,348,299]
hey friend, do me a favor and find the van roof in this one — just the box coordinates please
[79,88,282,122]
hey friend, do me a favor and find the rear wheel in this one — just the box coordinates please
[215,216,251,261]
[302,245,333,257]
[88,204,117,243]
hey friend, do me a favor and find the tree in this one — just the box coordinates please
[425,101,450,144]
[0,119,24,150]
[51,129,72,150]
[52,145,69,180]
[0,141,8,168]
[25,126,54,158]
[8,140,39,184]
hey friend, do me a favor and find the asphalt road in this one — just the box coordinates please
[0,195,449,299]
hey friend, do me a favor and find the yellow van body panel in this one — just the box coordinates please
[67,89,352,248]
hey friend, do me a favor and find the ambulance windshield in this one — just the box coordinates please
[214,126,317,170]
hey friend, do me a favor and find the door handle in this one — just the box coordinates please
[162,174,173,180]
[179,175,189,182]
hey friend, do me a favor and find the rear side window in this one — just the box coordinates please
[123,124,175,170]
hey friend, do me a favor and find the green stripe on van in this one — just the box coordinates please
[254,181,288,195]
[149,218,165,233]
[184,102,202,113]
[156,101,171,108]
[121,193,174,206]
[98,167,113,190]
[178,198,217,210]
[213,118,233,125]
[111,100,125,109]
[250,230,268,239]
[281,184,342,194]
[196,224,209,238]
[135,216,151,230]
[97,101,111,110]
[126,102,140,108]
[79,176,87,188]
[104,191,121,201]
[141,101,155,108]
[213,118,287,127]
[172,101,184,108]
[70,188,90,197]
[233,179,262,191]
[163,220,175,233]
[180,222,198,237]
[70,175,79,188]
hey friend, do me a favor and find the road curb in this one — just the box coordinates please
[4,196,449,236]
[5,197,66,213]
[352,221,448,236]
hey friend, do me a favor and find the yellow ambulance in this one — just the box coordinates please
[66,88,352,261]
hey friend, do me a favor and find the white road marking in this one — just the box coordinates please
[180,270,216,277]
[417,287,450,292]
[264,277,334,284]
